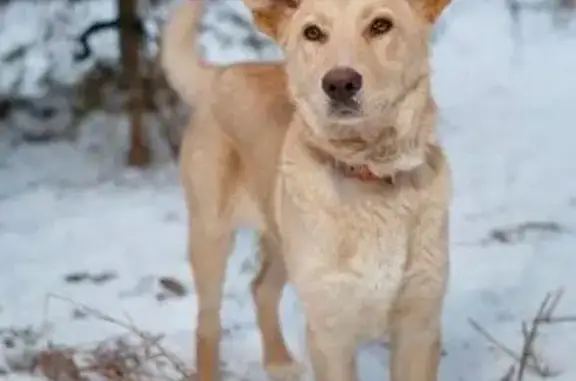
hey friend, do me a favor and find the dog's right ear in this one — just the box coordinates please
[408,0,452,23]
[242,0,300,39]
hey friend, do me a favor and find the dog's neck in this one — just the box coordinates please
[304,143,397,185]
[299,76,436,182]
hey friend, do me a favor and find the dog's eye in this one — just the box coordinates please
[302,24,326,42]
[368,17,393,37]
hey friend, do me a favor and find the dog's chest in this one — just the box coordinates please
[278,172,416,336]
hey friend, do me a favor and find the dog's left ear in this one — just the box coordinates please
[409,0,452,23]
[242,0,300,39]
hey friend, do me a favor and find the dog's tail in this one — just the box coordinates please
[160,0,215,106]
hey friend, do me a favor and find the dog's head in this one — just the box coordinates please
[243,0,450,144]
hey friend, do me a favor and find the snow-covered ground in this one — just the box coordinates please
[1,0,576,380]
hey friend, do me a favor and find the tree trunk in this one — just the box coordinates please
[118,0,151,167]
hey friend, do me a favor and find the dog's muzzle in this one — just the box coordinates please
[321,66,363,118]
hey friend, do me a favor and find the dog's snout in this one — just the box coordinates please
[321,67,363,102]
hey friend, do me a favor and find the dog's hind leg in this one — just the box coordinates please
[252,232,301,380]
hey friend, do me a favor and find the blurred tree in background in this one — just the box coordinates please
[0,0,276,168]
[0,0,187,166]
[118,0,150,166]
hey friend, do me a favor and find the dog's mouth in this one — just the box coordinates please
[327,100,362,120]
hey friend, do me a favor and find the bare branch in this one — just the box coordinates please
[470,288,575,381]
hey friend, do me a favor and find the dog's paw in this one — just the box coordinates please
[265,361,305,381]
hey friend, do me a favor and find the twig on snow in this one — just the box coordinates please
[42,293,192,380]
[470,288,576,381]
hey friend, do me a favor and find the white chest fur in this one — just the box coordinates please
[276,156,418,340]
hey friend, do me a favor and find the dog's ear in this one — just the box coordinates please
[242,0,300,38]
[409,0,451,23]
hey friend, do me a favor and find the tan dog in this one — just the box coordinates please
[161,0,452,379]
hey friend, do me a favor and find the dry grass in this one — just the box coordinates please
[3,290,575,380]
[469,289,576,381]
[1,294,194,381]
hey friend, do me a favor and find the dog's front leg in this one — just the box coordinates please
[389,303,442,381]
[188,222,233,381]
[307,326,357,381]
[389,207,449,381]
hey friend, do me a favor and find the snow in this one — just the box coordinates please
[1,0,576,380]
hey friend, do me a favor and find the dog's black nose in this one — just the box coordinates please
[321,67,363,102]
